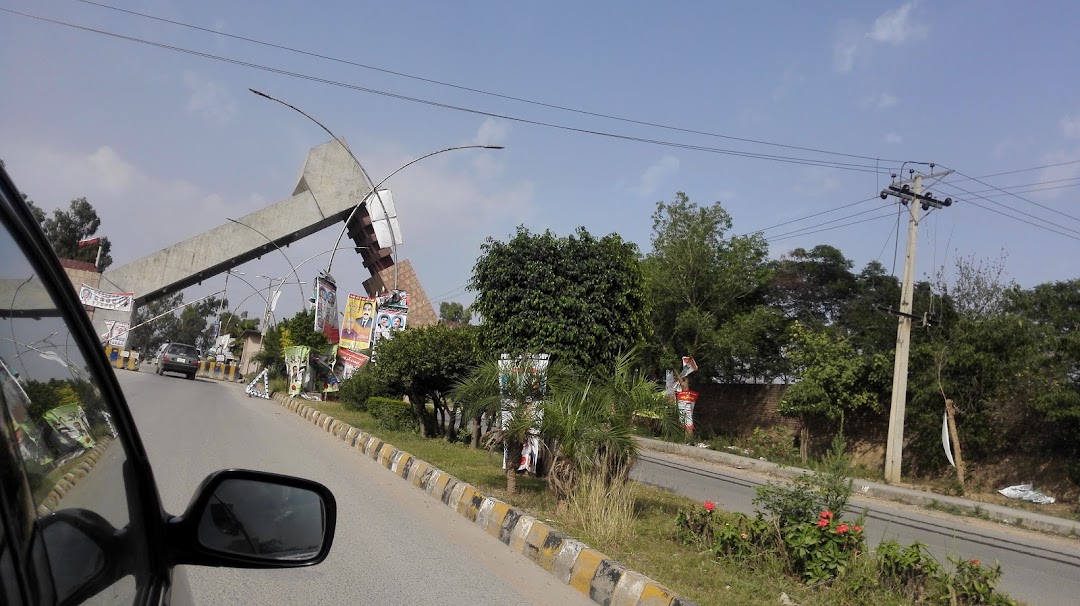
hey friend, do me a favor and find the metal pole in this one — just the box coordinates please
[884,174,922,484]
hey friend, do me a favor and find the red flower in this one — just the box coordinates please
[820,510,834,520]
[704,501,716,512]
[971,559,980,566]
[853,526,862,532]
[836,524,850,534]
[817,518,829,528]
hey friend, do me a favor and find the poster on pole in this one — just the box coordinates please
[284,346,311,396]
[102,320,130,348]
[339,294,376,352]
[313,275,339,343]
[373,308,408,345]
[338,349,370,380]
[675,390,699,432]
[79,284,133,312]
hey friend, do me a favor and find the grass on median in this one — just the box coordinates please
[305,400,934,606]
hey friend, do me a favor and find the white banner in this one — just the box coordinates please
[79,284,133,312]
[102,320,129,348]
[942,411,955,467]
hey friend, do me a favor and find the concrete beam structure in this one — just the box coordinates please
[90,140,391,343]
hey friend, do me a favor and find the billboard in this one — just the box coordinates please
[313,275,339,343]
[340,294,376,352]
[44,403,96,450]
[338,348,370,380]
[78,284,133,312]
[368,189,404,248]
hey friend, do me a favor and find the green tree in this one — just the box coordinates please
[253,309,329,378]
[439,301,472,325]
[779,322,890,462]
[374,324,480,439]
[37,198,114,271]
[127,293,184,356]
[643,192,772,382]
[470,226,648,372]
[769,244,857,328]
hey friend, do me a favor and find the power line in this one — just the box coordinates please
[944,168,1080,224]
[2,7,895,175]
[739,197,878,236]
[958,198,1080,242]
[75,0,905,165]
[770,212,897,244]
[768,206,895,241]
[932,180,1080,237]
[944,158,1080,184]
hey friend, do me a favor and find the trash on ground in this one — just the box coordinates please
[997,483,1055,504]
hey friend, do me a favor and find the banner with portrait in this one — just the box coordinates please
[284,345,311,396]
[79,284,133,312]
[373,308,408,346]
[339,294,376,352]
[313,276,339,343]
[338,348,370,380]
[43,403,96,451]
[102,320,130,348]
[497,353,549,474]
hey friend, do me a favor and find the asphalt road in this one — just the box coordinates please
[76,367,595,606]
[632,450,1080,606]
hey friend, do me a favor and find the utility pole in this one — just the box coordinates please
[880,168,953,484]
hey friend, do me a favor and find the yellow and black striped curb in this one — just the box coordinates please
[35,437,115,517]
[196,360,241,382]
[269,393,700,606]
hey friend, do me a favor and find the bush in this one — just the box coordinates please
[338,367,390,412]
[782,511,866,584]
[753,433,854,527]
[367,397,417,432]
[876,540,940,601]
[269,377,288,395]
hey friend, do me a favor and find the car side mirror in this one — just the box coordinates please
[168,469,336,568]
[39,509,122,605]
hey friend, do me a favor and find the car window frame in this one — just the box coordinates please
[1,164,172,604]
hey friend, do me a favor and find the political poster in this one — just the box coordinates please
[373,308,408,345]
[675,390,699,432]
[78,284,133,312]
[102,320,130,348]
[313,276,339,343]
[339,294,376,352]
[43,403,96,450]
[338,349,370,380]
[1,358,53,467]
[498,353,549,474]
[284,346,311,396]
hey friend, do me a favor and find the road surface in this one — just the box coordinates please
[632,450,1080,606]
[94,367,594,606]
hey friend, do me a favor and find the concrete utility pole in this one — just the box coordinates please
[881,169,953,484]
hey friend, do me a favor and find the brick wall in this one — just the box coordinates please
[692,383,795,438]
[61,259,102,321]
[364,258,439,328]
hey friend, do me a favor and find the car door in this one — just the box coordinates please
[0,166,169,604]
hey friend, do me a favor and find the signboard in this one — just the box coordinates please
[44,403,96,450]
[313,276,339,343]
[245,368,270,399]
[102,320,130,348]
[373,308,407,345]
[368,189,404,248]
[340,294,376,352]
[338,348,370,380]
[78,284,133,312]
[284,346,311,396]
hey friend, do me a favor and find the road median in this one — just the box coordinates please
[270,392,698,606]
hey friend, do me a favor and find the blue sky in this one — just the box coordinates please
[2,1,1079,324]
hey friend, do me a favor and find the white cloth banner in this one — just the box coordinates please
[79,284,133,312]
[942,411,955,468]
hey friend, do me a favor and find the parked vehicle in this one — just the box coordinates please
[156,343,201,379]
[1,163,337,605]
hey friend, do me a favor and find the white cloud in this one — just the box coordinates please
[474,117,510,146]
[772,68,806,100]
[876,93,900,109]
[867,2,927,45]
[884,132,903,144]
[627,155,680,197]
[86,146,136,193]
[833,41,859,74]
[183,71,236,125]
[1062,114,1080,138]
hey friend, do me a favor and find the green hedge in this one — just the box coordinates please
[367,397,416,432]
[338,366,390,412]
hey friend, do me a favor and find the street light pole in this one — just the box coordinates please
[248,88,504,288]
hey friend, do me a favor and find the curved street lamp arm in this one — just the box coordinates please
[225,217,306,307]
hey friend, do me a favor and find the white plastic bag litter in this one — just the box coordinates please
[997,483,1056,505]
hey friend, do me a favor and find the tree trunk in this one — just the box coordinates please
[506,441,523,495]
[945,399,966,491]
[471,412,482,448]
[445,404,458,443]
[411,393,438,438]
[800,423,809,465]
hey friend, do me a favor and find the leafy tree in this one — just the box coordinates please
[834,261,902,356]
[769,245,858,329]
[779,322,890,462]
[643,192,771,381]
[253,309,329,378]
[439,301,472,325]
[470,225,648,372]
[373,324,480,439]
[127,293,184,356]
[37,198,114,271]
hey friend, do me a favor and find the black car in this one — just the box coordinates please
[0,163,337,605]
[156,343,201,380]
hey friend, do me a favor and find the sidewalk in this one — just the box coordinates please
[636,437,1080,538]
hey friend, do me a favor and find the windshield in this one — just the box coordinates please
[167,345,198,358]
